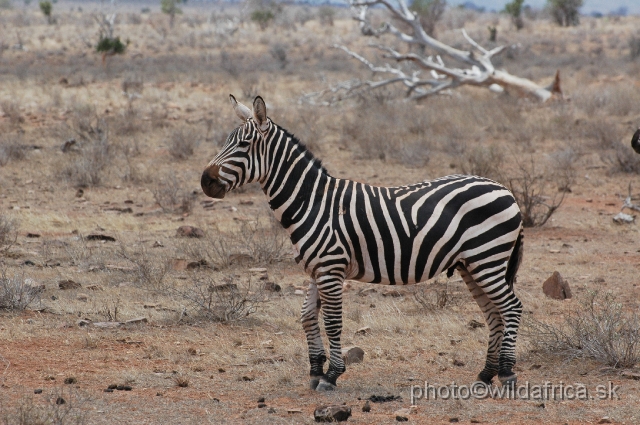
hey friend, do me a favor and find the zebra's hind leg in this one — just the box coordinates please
[314,274,346,391]
[301,280,326,390]
[463,264,523,387]
[459,267,502,385]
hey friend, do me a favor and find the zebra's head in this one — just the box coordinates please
[201,95,271,199]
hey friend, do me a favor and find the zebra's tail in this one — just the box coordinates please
[505,230,524,290]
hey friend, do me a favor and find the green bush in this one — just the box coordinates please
[547,0,583,26]
[251,9,274,30]
[504,0,524,30]
[39,0,52,24]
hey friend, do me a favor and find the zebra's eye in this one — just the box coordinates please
[238,140,251,148]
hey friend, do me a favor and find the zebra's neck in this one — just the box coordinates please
[260,126,332,230]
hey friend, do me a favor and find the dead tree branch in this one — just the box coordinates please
[303,0,561,104]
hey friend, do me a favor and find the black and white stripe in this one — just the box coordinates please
[202,96,524,390]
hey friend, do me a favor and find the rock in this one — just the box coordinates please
[77,319,91,327]
[152,240,164,247]
[64,377,77,384]
[61,138,76,153]
[34,389,43,394]
[382,289,403,297]
[362,400,371,412]
[228,253,253,265]
[76,293,89,302]
[598,417,612,424]
[394,407,416,416]
[59,280,81,290]
[176,226,205,238]
[125,317,148,325]
[75,189,84,198]
[358,287,377,296]
[294,289,305,296]
[355,326,371,335]
[26,233,41,238]
[287,409,302,414]
[542,271,572,300]
[613,212,635,224]
[264,281,281,292]
[396,416,408,422]
[314,405,352,422]
[86,234,116,242]
[468,319,485,329]
[93,322,124,329]
[453,359,465,367]
[171,259,189,271]
[341,346,365,365]
[257,397,265,403]
[258,402,266,408]
[186,260,210,270]
[449,418,460,423]
[267,407,276,413]
[55,397,65,405]
[621,371,640,380]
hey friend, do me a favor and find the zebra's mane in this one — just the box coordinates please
[278,125,329,176]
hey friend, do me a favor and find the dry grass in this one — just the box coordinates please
[524,291,640,368]
[0,4,639,424]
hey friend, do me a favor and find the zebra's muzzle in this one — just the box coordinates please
[201,168,227,199]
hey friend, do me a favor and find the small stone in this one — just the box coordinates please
[176,226,205,238]
[108,384,118,389]
[258,402,266,408]
[55,397,65,405]
[104,388,114,393]
[355,326,371,335]
[530,364,542,370]
[294,289,305,296]
[64,377,77,384]
[468,319,485,329]
[450,418,460,423]
[125,317,148,325]
[470,419,482,424]
[257,397,265,403]
[264,281,281,292]
[382,289,403,297]
[621,371,640,380]
[362,400,371,412]
[86,234,116,242]
[598,417,612,424]
[58,280,81,290]
[314,405,352,422]
[341,346,365,365]
[613,212,635,224]
[396,416,408,422]
[267,407,276,413]
[287,409,302,414]
[34,389,43,394]
[453,359,465,367]
[76,293,89,302]
[358,287,377,296]
[93,322,124,328]
[242,376,254,381]
[542,271,572,300]
[76,319,91,327]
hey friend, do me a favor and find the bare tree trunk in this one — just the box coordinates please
[304,0,561,104]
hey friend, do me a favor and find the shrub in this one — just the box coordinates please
[0,214,18,252]
[504,0,524,30]
[251,9,274,30]
[270,43,287,69]
[317,6,335,26]
[0,100,25,127]
[506,156,566,227]
[524,291,640,368]
[39,0,52,24]
[0,136,27,166]
[152,174,196,214]
[0,271,41,311]
[160,0,183,27]
[178,274,267,322]
[413,279,463,312]
[61,131,114,187]
[630,35,640,61]
[458,144,504,182]
[168,126,200,160]
[547,0,583,27]
[410,0,447,37]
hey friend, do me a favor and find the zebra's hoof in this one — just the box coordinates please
[499,373,517,388]
[316,380,336,392]
[309,377,322,390]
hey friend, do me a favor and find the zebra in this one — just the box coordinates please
[201,95,524,391]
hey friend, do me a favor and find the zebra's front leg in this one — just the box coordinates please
[301,280,326,390]
[315,275,346,391]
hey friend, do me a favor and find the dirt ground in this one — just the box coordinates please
[1,1,640,424]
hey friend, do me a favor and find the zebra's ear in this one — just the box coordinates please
[229,94,252,122]
[253,96,268,131]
